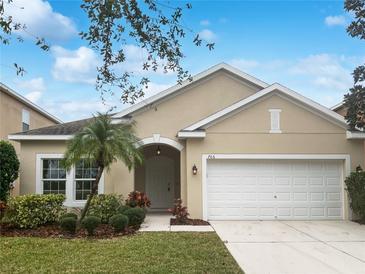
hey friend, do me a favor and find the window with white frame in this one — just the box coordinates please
[42,159,66,194]
[74,159,98,200]
[37,154,104,206]
[22,109,30,131]
[269,109,282,133]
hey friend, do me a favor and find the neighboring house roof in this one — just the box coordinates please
[331,102,344,111]
[0,82,62,124]
[179,83,347,133]
[8,118,92,140]
[112,63,269,120]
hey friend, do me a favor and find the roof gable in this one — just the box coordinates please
[180,83,347,132]
[112,63,269,120]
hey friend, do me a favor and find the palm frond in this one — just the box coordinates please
[62,114,143,171]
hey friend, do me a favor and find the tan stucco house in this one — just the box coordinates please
[8,63,365,220]
[1,82,61,195]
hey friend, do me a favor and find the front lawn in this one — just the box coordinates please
[0,232,243,273]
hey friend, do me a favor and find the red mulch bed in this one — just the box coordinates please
[0,223,136,239]
[170,218,210,226]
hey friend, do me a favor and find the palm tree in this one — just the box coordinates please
[62,113,143,221]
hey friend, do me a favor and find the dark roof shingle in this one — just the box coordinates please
[13,118,93,135]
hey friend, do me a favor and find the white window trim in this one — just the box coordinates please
[201,153,351,221]
[36,154,104,207]
[269,109,282,133]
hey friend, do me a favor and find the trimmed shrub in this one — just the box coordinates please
[123,207,145,227]
[60,217,77,234]
[109,214,129,232]
[168,198,189,224]
[117,205,130,214]
[88,194,123,223]
[60,212,78,221]
[81,215,101,235]
[345,169,365,222]
[6,194,65,228]
[125,191,151,208]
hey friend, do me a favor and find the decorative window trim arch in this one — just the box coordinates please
[138,134,184,151]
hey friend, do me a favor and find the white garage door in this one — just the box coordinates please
[206,159,344,220]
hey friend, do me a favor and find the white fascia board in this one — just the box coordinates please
[8,135,73,140]
[0,83,62,123]
[177,131,206,139]
[112,63,269,119]
[331,102,344,111]
[183,83,347,131]
[111,118,132,124]
[346,131,365,139]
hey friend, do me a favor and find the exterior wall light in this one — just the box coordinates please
[192,164,198,175]
[156,145,161,155]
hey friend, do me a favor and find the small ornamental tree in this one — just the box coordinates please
[62,113,143,221]
[345,168,365,222]
[168,198,189,224]
[344,1,365,130]
[0,141,19,204]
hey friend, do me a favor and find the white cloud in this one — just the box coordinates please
[118,44,175,76]
[51,44,175,86]
[16,77,46,103]
[199,29,217,42]
[229,59,288,72]
[228,53,360,107]
[325,15,346,26]
[137,82,172,102]
[289,54,352,90]
[200,20,210,26]
[43,99,114,121]
[229,59,260,71]
[4,0,77,40]
[51,46,99,84]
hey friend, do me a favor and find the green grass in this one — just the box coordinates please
[0,232,243,274]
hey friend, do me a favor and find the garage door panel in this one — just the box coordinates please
[309,177,324,186]
[293,176,307,185]
[207,159,343,220]
[293,192,308,201]
[327,192,341,201]
[327,207,342,217]
[275,176,291,185]
[326,177,341,186]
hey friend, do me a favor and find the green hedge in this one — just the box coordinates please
[109,214,129,232]
[5,194,65,228]
[88,194,124,223]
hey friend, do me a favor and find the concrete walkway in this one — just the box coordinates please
[140,213,214,232]
[211,220,365,274]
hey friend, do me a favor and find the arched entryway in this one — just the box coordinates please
[134,144,181,211]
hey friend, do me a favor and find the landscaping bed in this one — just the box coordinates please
[170,218,210,225]
[0,223,136,238]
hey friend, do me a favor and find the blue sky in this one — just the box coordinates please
[1,0,363,122]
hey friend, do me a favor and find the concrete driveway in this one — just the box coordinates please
[211,221,365,274]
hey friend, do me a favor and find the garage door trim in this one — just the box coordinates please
[201,154,351,221]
